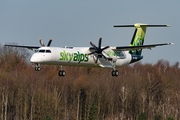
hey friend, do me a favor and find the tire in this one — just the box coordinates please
[111,70,119,77]
[58,70,66,77]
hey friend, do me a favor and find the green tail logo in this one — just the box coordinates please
[129,25,147,55]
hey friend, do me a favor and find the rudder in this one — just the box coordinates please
[129,23,147,55]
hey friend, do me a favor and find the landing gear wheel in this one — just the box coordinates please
[112,70,118,77]
[58,70,65,77]
[35,63,40,71]
[35,67,40,71]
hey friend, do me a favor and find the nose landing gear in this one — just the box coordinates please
[35,63,40,71]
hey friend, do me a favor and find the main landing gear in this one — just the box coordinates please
[58,70,65,77]
[111,61,118,77]
[58,66,66,77]
[111,69,119,77]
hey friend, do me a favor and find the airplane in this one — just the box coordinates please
[4,23,173,77]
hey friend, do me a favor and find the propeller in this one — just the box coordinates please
[47,38,52,47]
[88,37,110,63]
[39,38,53,47]
[39,38,45,47]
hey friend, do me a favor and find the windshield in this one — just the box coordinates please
[39,50,45,53]
[36,49,52,53]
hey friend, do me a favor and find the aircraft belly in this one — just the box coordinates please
[52,58,97,67]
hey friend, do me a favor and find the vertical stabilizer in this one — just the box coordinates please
[129,23,147,55]
[114,23,169,56]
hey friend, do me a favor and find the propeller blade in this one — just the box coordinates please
[90,41,98,49]
[101,46,110,51]
[88,51,96,55]
[39,38,45,47]
[102,54,108,60]
[98,37,102,48]
[95,55,99,63]
[47,38,52,47]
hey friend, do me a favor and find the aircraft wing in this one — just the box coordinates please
[112,43,173,51]
[4,44,40,50]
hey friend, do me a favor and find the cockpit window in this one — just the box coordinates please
[35,49,39,53]
[46,50,51,53]
[39,50,45,53]
[37,49,51,53]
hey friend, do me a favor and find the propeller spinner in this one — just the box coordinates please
[88,37,110,63]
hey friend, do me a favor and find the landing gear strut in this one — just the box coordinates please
[35,63,40,71]
[58,66,65,77]
[111,69,119,77]
[111,60,118,77]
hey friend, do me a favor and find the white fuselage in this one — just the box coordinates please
[30,47,132,68]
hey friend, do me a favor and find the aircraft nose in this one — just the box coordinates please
[30,54,41,63]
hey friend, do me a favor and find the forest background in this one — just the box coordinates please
[0,45,179,120]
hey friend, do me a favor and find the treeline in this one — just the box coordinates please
[0,45,179,120]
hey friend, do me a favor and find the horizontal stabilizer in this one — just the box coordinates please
[112,43,173,51]
[114,23,170,28]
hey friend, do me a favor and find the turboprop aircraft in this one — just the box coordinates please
[4,23,173,77]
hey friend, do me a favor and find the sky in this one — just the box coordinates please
[1,1,179,65]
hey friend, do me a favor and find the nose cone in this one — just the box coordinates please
[30,54,41,63]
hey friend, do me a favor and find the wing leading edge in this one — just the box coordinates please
[4,44,40,50]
